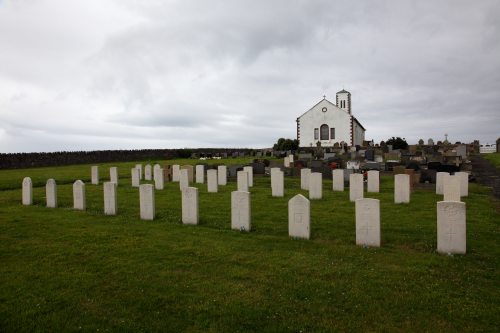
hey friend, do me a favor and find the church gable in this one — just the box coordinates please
[296,92,365,147]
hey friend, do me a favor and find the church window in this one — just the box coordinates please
[314,128,319,140]
[330,128,335,139]
[320,124,329,140]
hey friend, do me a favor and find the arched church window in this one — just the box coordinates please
[320,124,329,140]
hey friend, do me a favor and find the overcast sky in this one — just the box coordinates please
[0,0,499,153]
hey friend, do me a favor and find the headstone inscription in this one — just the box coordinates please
[104,182,117,215]
[22,177,33,205]
[355,198,381,247]
[443,175,461,201]
[73,180,86,210]
[332,169,344,192]
[217,165,227,185]
[237,171,249,192]
[181,165,194,183]
[349,174,364,202]
[179,169,189,191]
[110,167,118,185]
[154,167,164,190]
[182,187,199,225]
[131,168,140,187]
[309,172,322,200]
[195,165,205,184]
[207,170,218,193]
[231,191,251,231]
[172,165,180,182]
[437,201,466,254]
[243,166,253,187]
[139,184,155,220]
[301,168,311,190]
[144,164,152,181]
[367,170,380,193]
[394,174,410,203]
[91,166,99,185]
[288,194,310,239]
[436,172,449,195]
[455,172,468,197]
[135,164,143,180]
[46,179,57,208]
[271,168,284,197]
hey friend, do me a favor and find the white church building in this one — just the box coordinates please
[296,89,366,147]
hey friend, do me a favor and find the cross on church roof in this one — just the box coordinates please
[323,95,326,99]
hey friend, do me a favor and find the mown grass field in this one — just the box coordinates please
[0,159,499,332]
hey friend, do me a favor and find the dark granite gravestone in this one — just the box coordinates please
[420,169,437,183]
[310,160,323,168]
[251,162,265,175]
[228,165,243,177]
[365,149,375,161]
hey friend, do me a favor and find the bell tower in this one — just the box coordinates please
[336,89,351,114]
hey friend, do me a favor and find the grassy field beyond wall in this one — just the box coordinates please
[0,159,499,332]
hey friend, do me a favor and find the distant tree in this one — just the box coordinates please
[418,139,424,145]
[273,138,299,151]
[386,137,409,150]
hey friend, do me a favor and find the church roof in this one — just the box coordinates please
[337,89,350,94]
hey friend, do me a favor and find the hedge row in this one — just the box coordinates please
[0,148,257,169]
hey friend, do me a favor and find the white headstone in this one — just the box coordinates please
[288,194,310,239]
[182,187,199,225]
[103,182,117,215]
[139,184,155,220]
[207,169,218,193]
[110,167,118,185]
[437,201,466,254]
[153,164,161,177]
[91,166,99,185]
[181,165,194,183]
[72,180,86,210]
[436,172,449,195]
[301,168,311,191]
[443,175,461,202]
[144,164,152,181]
[349,174,364,202]
[455,172,468,197]
[271,168,284,197]
[179,169,189,191]
[46,178,57,208]
[332,169,344,192]
[243,166,253,187]
[22,177,33,205]
[195,165,205,184]
[284,157,290,168]
[237,170,249,192]
[231,191,251,231]
[394,174,410,203]
[217,165,227,185]
[154,167,164,190]
[289,154,294,163]
[355,198,380,247]
[135,164,143,180]
[131,168,140,187]
[172,164,180,182]
[367,170,380,193]
[309,172,322,200]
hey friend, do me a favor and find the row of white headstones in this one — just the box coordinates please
[20,165,468,255]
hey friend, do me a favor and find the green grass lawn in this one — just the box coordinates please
[0,160,499,332]
[483,152,500,169]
